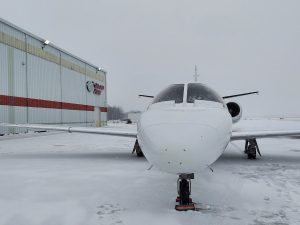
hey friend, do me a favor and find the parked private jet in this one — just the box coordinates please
[2,83,300,211]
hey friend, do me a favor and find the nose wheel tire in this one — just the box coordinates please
[175,174,195,211]
[179,179,190,205]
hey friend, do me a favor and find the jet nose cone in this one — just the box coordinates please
[137,107,232,174]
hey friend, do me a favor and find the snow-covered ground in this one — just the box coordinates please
[0,120,300,225]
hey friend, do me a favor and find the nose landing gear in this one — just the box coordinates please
[132,139,144,157]
[175,173,196,211]
[245,139,261,159]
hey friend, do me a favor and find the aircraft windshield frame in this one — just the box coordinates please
[187,83,224,104]
[152,84,185,104]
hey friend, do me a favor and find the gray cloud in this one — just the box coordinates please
[1,0,300,117]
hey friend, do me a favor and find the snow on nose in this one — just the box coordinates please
[138,108,232,174]
[145,123,224,173]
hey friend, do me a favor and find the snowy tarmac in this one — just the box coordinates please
[0,120,300,225]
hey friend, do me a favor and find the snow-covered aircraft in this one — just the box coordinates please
[2,83,300,211]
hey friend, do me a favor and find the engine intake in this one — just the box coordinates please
[226,102,242,123]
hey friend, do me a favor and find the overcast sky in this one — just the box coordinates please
[1,0,300,117]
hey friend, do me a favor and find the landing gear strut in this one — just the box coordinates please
[175,173,195,211]
[132,139,144,157]
[245,139,261,159]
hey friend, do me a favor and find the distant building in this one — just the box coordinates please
[0,18,107,134]
[127,111,142,123]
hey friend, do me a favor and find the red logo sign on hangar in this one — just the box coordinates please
[86,81,105,95]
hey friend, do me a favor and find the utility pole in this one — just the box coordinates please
[194,65,199,82]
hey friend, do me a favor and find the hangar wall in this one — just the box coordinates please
[0,18,107,134]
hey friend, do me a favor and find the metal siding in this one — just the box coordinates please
[0,20,26,50]
[61,53,86,104]
[0,43,9,95]
[101,111,107,126]
[0,22,26,96]
[0,106,9,134]
[0,43,9,134]
[27,36,61,124]
[61,53,86,123]
[87,111,94,123]
[27,54,61,101]
[0,18,105,74]
[0,107,27,134]
[0,22,27,133]
[13,48,27,98]
[62,109,86,124]
[0,19,107,133]
[13,48,27,133]
[28,108,61,124]
[14,106,28,125]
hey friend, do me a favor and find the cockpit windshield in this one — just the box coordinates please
[187,83,224,104]
[152,84,184,104]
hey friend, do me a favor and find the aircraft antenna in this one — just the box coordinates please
[194,65,200,82]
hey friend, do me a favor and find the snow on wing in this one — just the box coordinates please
[231,130,300,141]
[0,123,137,138]
[3,123,300,141]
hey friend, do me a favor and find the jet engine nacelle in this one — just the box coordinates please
[226,102,242,123]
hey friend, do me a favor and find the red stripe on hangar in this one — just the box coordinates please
[100,107,108,112]
[0,95,28,107]
[0,95,106,112]
[27,98,62,109]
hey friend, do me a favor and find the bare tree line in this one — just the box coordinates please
[107,106,126,120]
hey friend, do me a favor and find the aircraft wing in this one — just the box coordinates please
[0,123,137,138]
[3,122,300,140]
[231,129,300,141]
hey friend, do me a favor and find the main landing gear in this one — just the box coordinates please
[132,139,144,157]
[245,138,261,159]
[175,173,196,211]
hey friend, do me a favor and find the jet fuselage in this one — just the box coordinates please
[137,83,232,174]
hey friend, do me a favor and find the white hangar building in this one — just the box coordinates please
[0,18,107,134]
